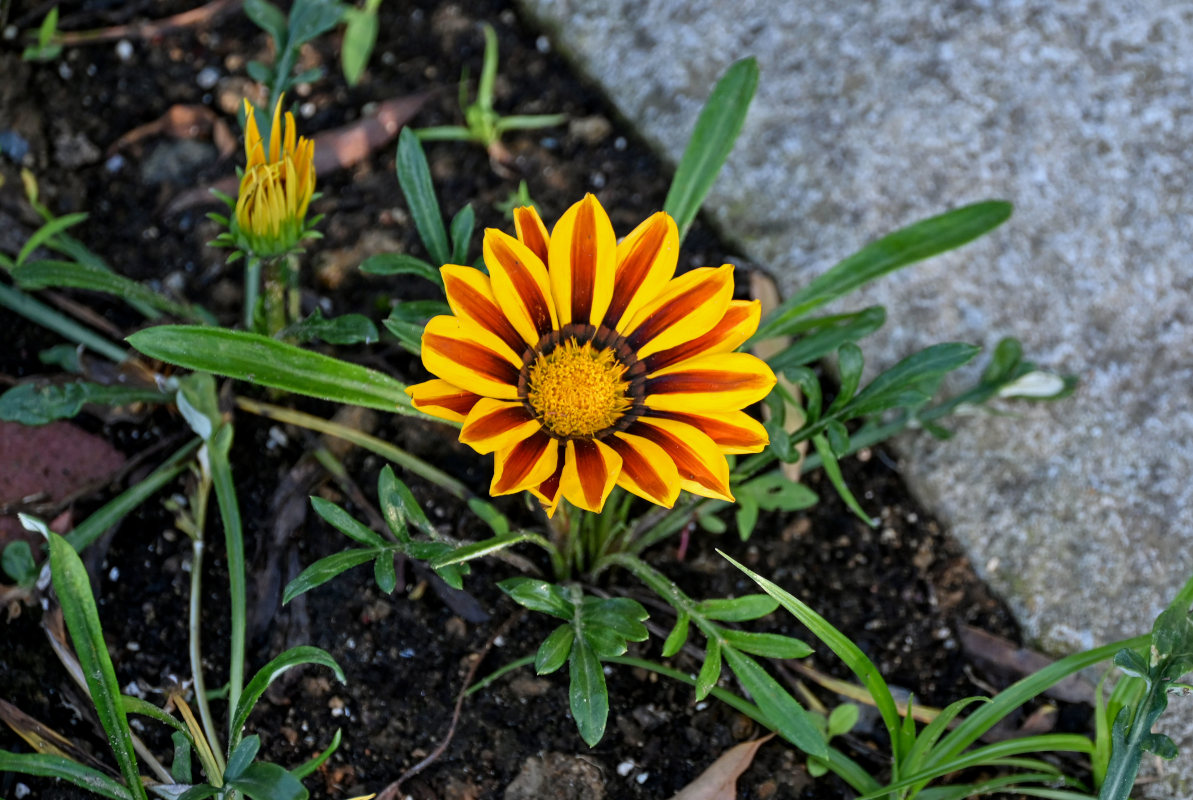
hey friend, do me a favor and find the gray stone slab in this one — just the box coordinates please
[518,0,1193,792]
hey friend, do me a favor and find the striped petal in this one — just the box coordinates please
[442,264,525,359]
[558,438,623,513]
[491,431,559,496]
[421,315,520,400]
[406,379,481,423]
[605,432,681,508]
[484,229,558,346]
[644,352,776,412]
[460,398,542,455]
[624,265,734,359]
[602,211,678,331]
[645,408,770,454]
[530,455,566,518]
[513,205,550,264]
[548,194,616,327]
[643,300,761,374]
[627,418,732,501]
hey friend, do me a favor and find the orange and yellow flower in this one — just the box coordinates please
[407,194,775,515]
[232,96,316,257]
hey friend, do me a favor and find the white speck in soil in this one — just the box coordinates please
[108,566,120,581]
[493,635,505,647]
[301,102,316,119]
[58,62,73,79]
[636,772,649,784]
[14,782,30,799]
[3,25,18,41]
[399,647,415,658]
[105,154,125,173]
[196,66,220,89]
[616,761,635,777]
[346,637,356,649]
[116,40,133,61]
[126,641,140,652]
[614,136,627,150]
[267,426,288,448]
[536,35,551,53]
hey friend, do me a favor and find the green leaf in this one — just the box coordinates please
[1113,647,1148,681]
[17,212,88,266]
[695,594,779,622]
[48,532,148,800]
[2,540,37,583]
[766,306,887,370]
[397,127,451,266]
[467,497,510,536]
[283,548,379,603]
[359,252,443,286]
[15,258,210,322]
[311,496,387,547]
[291,728,341,779]
[378,466,437,538]
[842,343,981,418]
[981,337,1023,384]
[0,751,134,800]
[225,735,261,781]
[244,0,287,45]
[171,730,193,783]
[569,636,609,747]
[450,203,475,265]
[127,326,417,415]
[580,597,649,640]
[178,785,222,800]
[430,532,536,567]
[696,637,723,701]
[535,624,575,674]
[499,577,574,619]
[0,380,169,425]
[721,630,814,659]
[1141,731,1178,760]
[231,646,345,744]
[374,550,397,593]
[282,308,378,345]
[664,58,758,242]
[341,4,379,85]
[247,60,273,84]
[662,612,690,658]
[0,282,128,363]
[723,647,827,757]
[288,0,344,47]
[827,343,865,415]
[227,760,308,800]
[1151,605,1193,678]
[827,703,859,738]
[121,695,190,738]
[825,420,850,457]
[753,201,1013,342]
[813,433,873,525]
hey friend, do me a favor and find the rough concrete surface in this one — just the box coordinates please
[517,0,1193,792]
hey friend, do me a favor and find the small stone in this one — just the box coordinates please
[569,115,612,145]
[196,66,220,89]
[115,40,133,61]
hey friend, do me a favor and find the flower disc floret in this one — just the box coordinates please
[407,194,776,515]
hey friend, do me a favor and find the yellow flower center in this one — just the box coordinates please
[526,339,630,438]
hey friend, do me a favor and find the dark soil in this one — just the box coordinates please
[0,2,1080,799]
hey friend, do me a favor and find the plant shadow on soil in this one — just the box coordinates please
[0,1,1087,798]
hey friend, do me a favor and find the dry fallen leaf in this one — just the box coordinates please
[668,733,775,800]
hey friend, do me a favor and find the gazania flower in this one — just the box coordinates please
[407,194,775,515]
[231,96,316,257]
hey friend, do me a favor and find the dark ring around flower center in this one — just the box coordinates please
[516,321,646,439]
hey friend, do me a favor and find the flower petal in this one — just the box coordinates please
[243,99,264,167]
[406,379,481,423]
[268,94,284,162]
[644,352,776,411]
[643,300,761,374]
[605,432,681,508]
[484,229,558,346]
[514,205,550,264]
[530,455,566,518]
[646,408,770,454]
[558,438,623,513]
[492,431,559,495]
[460,398,541,455]
[602,211,678,331]
[624,265,734,359]
[627,418,732,501]
[442,264,526,359]
[421,315,520,399]
[548,194,616,327]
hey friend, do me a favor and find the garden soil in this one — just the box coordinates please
[0,2,1088,798]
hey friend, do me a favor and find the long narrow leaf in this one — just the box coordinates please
[842,342,980,418]
[231,646,345,746]
[397,127,450,265]
[15,259,210,322]
[127,326,416,414]
[48,533,148,800]
[664,58,758,242]
[17,212,89,266]
[283,548,379,604]
[752,200,1013,342]
[722,647,826,757]
[0,381,169,425]
[569,635,609,747]
[0,751,133,800]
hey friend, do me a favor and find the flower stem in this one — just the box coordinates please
[262,255,286,337]
[243,256,261,331]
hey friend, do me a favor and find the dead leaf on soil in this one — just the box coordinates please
[108,104,236,157]
[668,733,775,800]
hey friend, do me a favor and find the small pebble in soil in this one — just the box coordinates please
[105,154,125,173]
[536,35,551,52]
[14,783,30,799]
[267,426,288,449]
[126,641,140,652]
[616,761,635,777]
[399,647,415,658]
[196,66,220,89]
[636,773,649,784]
[3,25,17,40]
[59,63,73,80]
[109,566,120,581]
[116,40,133,61]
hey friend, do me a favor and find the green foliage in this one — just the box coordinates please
[500,578,648,746]
[280,307,379,345]
[396,128,477,269]
[416,24,566,150]
[22,6,63,61]
[340,0,382,85]
[664,57,758,243]
[0,380,169,425]
[244,0,345,123]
